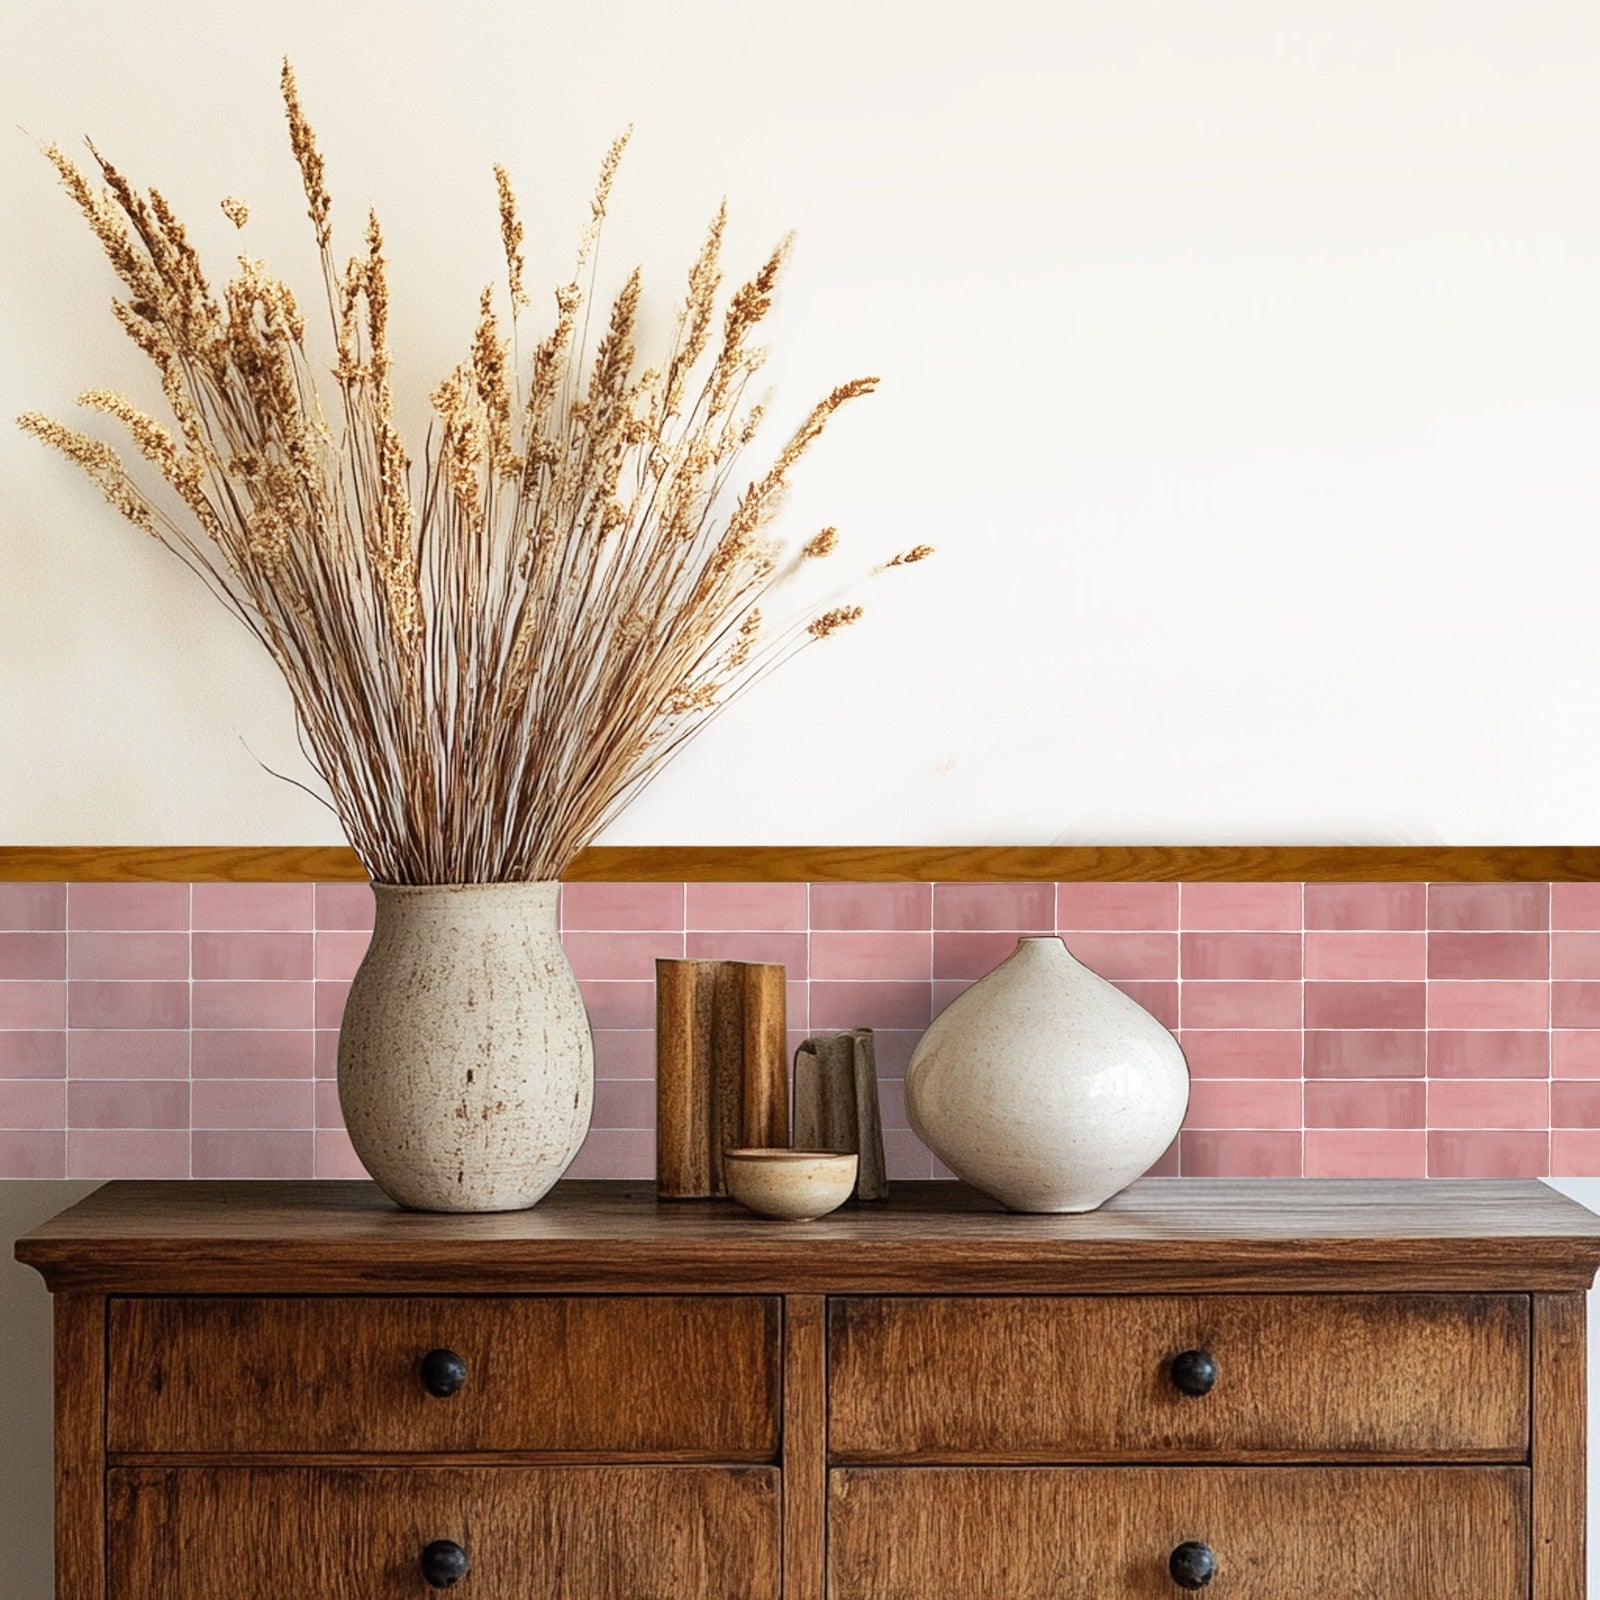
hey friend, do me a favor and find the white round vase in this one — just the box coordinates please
[337,881,594,1213]
[905,935,1188,1213]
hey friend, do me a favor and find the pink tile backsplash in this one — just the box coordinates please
[4,877,1600,1181]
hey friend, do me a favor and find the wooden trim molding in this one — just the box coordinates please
[1,844,1598,883]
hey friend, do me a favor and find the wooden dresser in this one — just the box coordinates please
[18,1178,1600,1598]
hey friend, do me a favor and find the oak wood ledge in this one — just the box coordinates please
[16,1179,1600,1296]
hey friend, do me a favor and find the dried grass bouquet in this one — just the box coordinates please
[20,63,930,883]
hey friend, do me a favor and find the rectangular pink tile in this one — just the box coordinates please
[932,883,1054,931]
[1553,932,1600,980]
[932,978,974,1015]
[577,981,656,1030]
[867,1030,921,1077]
[192,882,315,930]
[314,883,375,930]
[1303,982,1425,1030]
[1057,932,1178,980]
[1180,982,1301,1030]
[1428,883,1549,931]
[314,1079,344,1127]
[565,1127,654,1180]
[0,982,66,1029]
[1183,1079,1301,1130]
[1428,1078,1548,1130]
[809,883,932,931]
[1180,932,1300,981]
[192,931,313,981]
[1303,1079,1425,1129]
[0,1079,66,1130]
[0,931,66,980]
[1304,1030,1426,1079]
[1552,1129,1600,1176]
[1554,1031,1600,1078]
[1427,1031,1550,1079]
[1113,980,1179,1030]
[592,1079,655,1128]
[1554,983,1600,1029]
[191,1079,315,1130]
[933,931,1027,980]
[190,1031,314,1080]
[191,981,313,1030]
[1303,931,1426,980]
[1552,884,1600,930]
[68,931,188,981]
[1144,1135,1181,1178]
[563,931,685,982]
[69,1030,189,1080]
[315,982,350,1030]
[314,1127,368,1178]
[314,1030,339,1078]
[882,1126,936,1181]
[315,929,372,981]
[1181,1130,1301,1177]
[1303,883,1426,930]
[560,883,683,932]
[67,883,189,930]
[0,883,65,930]
[811,931,931,982]
[0,1128,65,1177]
[684,932,809,971]
[1427,932,1549,981]
[67,1128,187,1178]
[876,1078,908,1129]
[0,1031,65,1078]
[1056,883,1178,930]
[685,883,808,930]
[1180,884,1300,931]
[1429,981,1549,1030]
[192,1129,314,1178]
[1304,1129,1426,1178]
[1553,1081,1600,1127]
[592,1030,657,1079]
[69,1080,188,1129]
[1427,1129,1548,1178]
[810,981,933,1032]
[1177,1031,1302,1079]
[69,980,187,1030]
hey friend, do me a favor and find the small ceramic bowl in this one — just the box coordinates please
[724,1149,858,1221]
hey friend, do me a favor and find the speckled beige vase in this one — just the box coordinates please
[337,882,593,1213]
[905,935,1188,1213]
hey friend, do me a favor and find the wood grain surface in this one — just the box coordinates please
[53,1295,105,1600]
[108,1296,779,1459]
[107,1465,781,1599]
[1532,1292,1587,1600]
[5,843,1599,881]
[19,1179,1600,1295]
[782,1297,827,1600]
[827,1466,1529,1599]
[829,1293,1529,1463]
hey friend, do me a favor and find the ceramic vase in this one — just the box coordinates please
[905,935,1187,1213]
[337,881,593,1213]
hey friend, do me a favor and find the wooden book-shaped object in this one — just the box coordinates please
[655,958,788,1198]
[792,1027,888,1201]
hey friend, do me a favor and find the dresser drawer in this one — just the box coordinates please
[828,1294,1527,1461]
[828,1465,1528,1598]
[108,1465,779,1599]
[108,1296,779,1457]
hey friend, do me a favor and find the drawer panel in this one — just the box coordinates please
[109,1296,778,1457]
[109,1465,780,1600]
[829,1466,1528,1599]
[829,1294,1527,1461]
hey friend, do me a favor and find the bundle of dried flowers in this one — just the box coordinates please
[19,64,930,883]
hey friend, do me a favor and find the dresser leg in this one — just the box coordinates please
[783,1296,827,1599]
[1532,1292,1586,1599]
[53,1294,105,1600]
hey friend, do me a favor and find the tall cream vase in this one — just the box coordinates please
[337,882,593,1213]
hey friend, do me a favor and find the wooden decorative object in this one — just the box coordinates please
[655,959,787,1198]
[792,1029,888,1200]
[16,1178,1600,1600]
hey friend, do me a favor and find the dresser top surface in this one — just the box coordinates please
[17,1178,1600,1294]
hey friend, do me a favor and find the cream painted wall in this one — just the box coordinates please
[4,1,1600,849]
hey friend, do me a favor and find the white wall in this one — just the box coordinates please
[4,0,1600,849]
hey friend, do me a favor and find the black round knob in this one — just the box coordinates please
[1170,1349,1218,1397]
[421,1539,470,1588]
[1169,1541,1216,1590]
[419,1348,467,1398]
